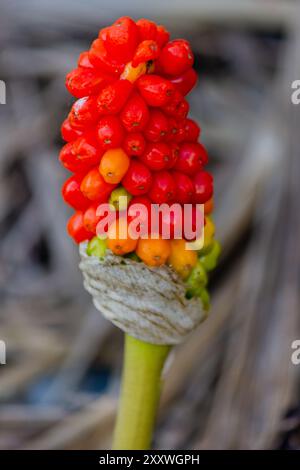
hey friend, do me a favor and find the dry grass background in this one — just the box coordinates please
[0,0,299,450]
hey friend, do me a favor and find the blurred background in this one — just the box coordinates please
[0,0,299,450]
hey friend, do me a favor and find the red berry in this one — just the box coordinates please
[137,75,174,107]
[140,142,171,171]
[128,195,152,235]
[169,68,197,96]
[155,25,170,48]
[159,39,194,75]
[193,171,213,204]
[97,79,133,114]
[165,142,179,169]
[67,211,93,243]
[83,202,102,233]
[148,171,176,204]
[62,173,90,210]
[162,91,189,119]
[144,110,169,142]
[167,119,186,143]
[89,39,125,76]
[174,142,204,175]
[132,40,160,67]
[136,19,157,41]
[160,206,184,239]
[101,17,139,63]
[80,167,116,201]
[65,67,110,98]
[68,96,99,130]
[78,51,94,68]
[122,159,152,196]
[59,137,100,173]
[120,92,149,132]
[183,118,200,142]
[123,132,146,156]
[97,115,124,150]
[172,171,194,203]
[61,119,83,142]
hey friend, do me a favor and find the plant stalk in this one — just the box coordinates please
[112,334,170,450]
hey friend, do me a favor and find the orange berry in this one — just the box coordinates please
[204,197,214,215]
[107,217,137,255]
[168,239,197,280]
[136,237,171,267]
[99,148,130,184]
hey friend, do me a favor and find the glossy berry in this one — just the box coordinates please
[140,142,171,171]
[155,25,170,48]
[101,17,139,63]
[89,38,125,76]
[137,75,174,107]
[97,115,124,150]
[59,137,100,173]
[120,92,149,132]
[87,236,107,258]
[165,142,179,169]
[65,67,109,98]
[67,211,93,243]
[83,203,102,233]
[168,239,197,280]
[136,238,171,267]
[61,119,83,142]
[77,51,94,68]
[62,173,90,210]
[144,110,169,142]
[204,197,214,215]
[68,96,99,130]
[193,171,213,204]
[107,217,138,256]
[99,148,130,184]
[122,159,152,196]
[136,19,157,41]
[123,132,146,156]
[162,91,189,119]
[172,171,194,203]
[159,39,194,75]
[169,68,197,96]
[183,118,200,142]
[80,167,116,201]
[128,196,152,236]
[148,170,176,204]
[109,186,132,211]
[96,79,133,115]
[174,142,204,175]
[132,40,160,67]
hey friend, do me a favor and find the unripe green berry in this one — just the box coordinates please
[200,240,221,271]
[87,236,107,259]
[185,260,208,297]
[109,186,132,211]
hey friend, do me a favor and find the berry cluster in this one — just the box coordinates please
[60,17,219,308]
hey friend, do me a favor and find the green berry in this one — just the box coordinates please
[200,240,221,271]
[109,186,132,211]
[185,260,208,297]
[198,287,210,311]
[87,236,107,259]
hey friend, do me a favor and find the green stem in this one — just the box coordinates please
[112,334,171,450]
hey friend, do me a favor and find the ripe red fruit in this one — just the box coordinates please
[68,96,99,130]
[77,51,93,68]
[144,110,169,142]
[169,68,197,96]
[97,79,133,114]
[140,142,171,171]
[67,211,93,243]
[123,132,146,156]
[174,142,205,175]
[62,173,90,210]
[80,167,116,201]
[148,171,176,204]
[136,19,157,41]
[183,118,200,142]
[122,159,152,196]
[128,195,152,236]
[162,91,189,119]
[132,40,160,67]
[101,16,139,63]
[65,68,110,98]
[83,203,102,233]
[165,142,179,169]
[89,39,125,76]
[193,171,213,204]
[61,119,83,142]
[137,75,174,107]
[59,137,100,173]
[97,115,124,150]
[120,92,149,132]
[155,25,170,48]
[172,171,194,203]
[159,39,194,75]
